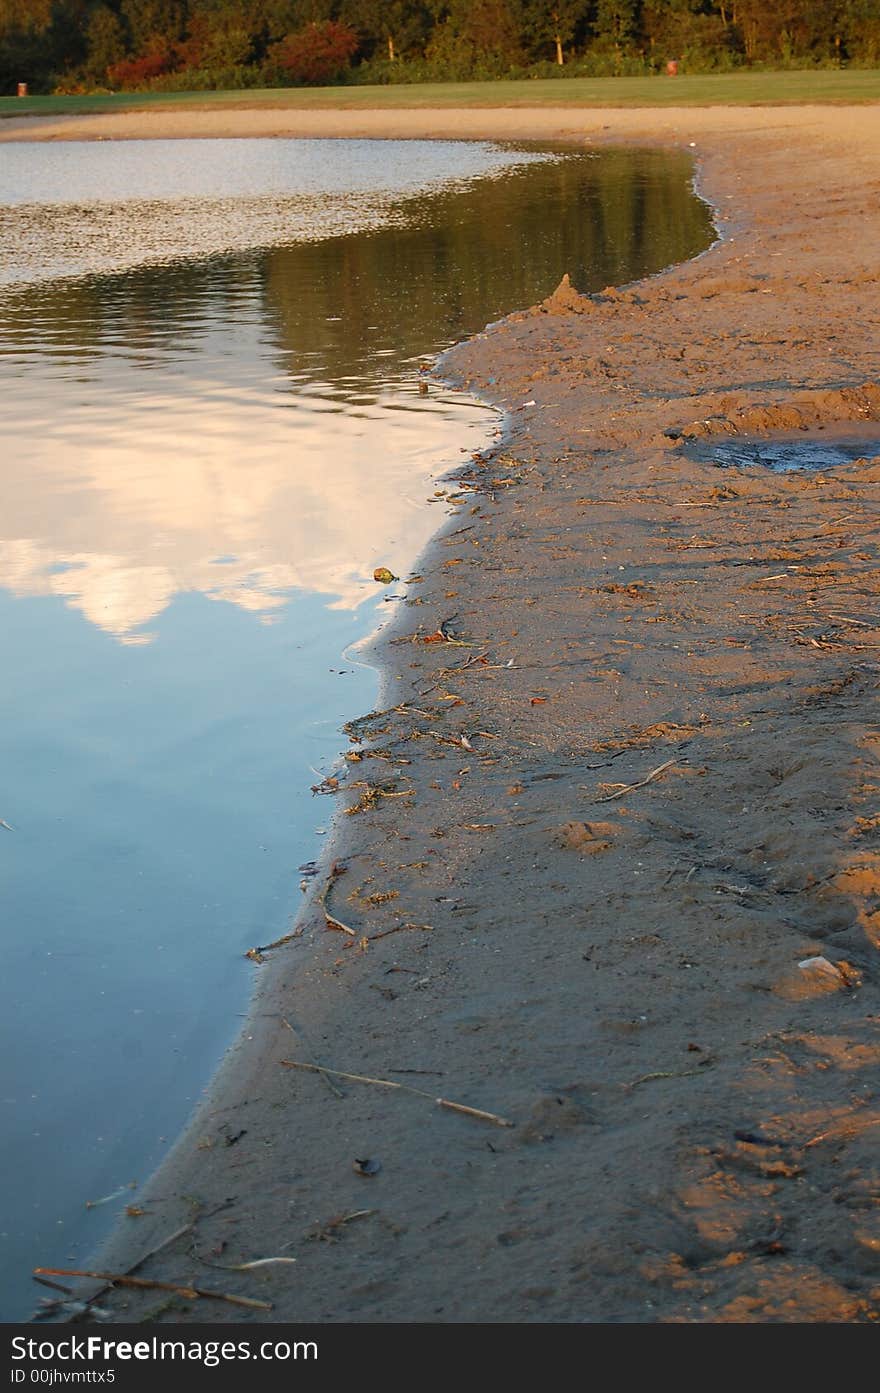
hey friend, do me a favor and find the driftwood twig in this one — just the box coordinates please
[625,1067,708,1089]
[804,1116,880,1150]
[32,1268,271,1311]
[33,1202,236,1315]
[246,926,302,962]
[368,922,433,942]
[280,1059,513,1128]
[591,757,680,803]
[317,861,357,936]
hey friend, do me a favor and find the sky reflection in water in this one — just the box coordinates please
[0,138,714,1317]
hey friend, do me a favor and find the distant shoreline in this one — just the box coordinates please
[0,99,873,146]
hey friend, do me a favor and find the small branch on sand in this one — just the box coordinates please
[368,922,433,942]
[419,651,493,696]
[804,1116,880,1150]
[245,926,303,962]
[280,1059,513,1128]
[316,861,357,936]
[588,757,681,803]
[585,749,630,770]
[196,1256,297,1273]
[824,612,874,627]
[32,1274,74,1295]
[344,782,414,817]
[281,1018,344,1098]
[306,1210,377,1244]
[32,1203,237,1318]
[625,1066,708,1089]
[321,908,357,936]
[32,1268,271,1311]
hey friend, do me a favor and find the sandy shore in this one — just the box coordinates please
[0,100,873,148]
[33,103,880,1324]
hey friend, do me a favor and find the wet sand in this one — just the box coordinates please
[28,104,880,1323]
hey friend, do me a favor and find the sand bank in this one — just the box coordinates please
[0,100,873,149]
[39,104,880,1324]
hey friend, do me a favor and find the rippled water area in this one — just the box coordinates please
[0,137,713,1318]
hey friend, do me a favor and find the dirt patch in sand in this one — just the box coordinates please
[38,104,880,1326]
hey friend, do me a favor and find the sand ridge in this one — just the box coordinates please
[0,100,874,148]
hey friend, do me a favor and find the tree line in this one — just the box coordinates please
[2,1,878,95]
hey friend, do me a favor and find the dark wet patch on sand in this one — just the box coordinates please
[684,433,880,475]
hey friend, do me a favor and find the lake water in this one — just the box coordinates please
[0,137,713,1319]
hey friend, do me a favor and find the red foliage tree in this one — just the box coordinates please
[107,35,177,86]
[269,19,359,84]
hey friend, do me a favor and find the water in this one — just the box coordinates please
[0,137,713,1319]
[690,432,880,473]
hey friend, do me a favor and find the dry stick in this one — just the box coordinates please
[280,1059,513,1129]
[195,1256,298,1273]
[661,858,684,888]
[251,858,357,957]
[368,922,432,942]
[32,1268,271,1312]
[245,926,302,962]
[419,651,492,697]
[819,513,871,530]
[59,1198,238,1317]
[824,613,875,627]
[426,730,471,750]
[126,1218,202,1271]
[281,1017,344,1098]
[804,1116,880,1150]
[317,863,357,937]
[48,1218,195,1315]
[332,1209,374,1226]
[625,1067,706,1089]
[584,750,629,770]
[591,757,679,804]
[32,1275,75,1296]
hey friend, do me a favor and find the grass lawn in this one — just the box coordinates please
[1,68,878,120]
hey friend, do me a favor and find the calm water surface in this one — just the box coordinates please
[0,137,713,1318]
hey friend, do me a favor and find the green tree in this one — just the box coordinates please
[85,4,127,79]
[183,0,282,64]
[0,0,87,90]
[521,1,589,64]
[423,0,527,76]
[182,3,255,67]
[0,0,50,91]
[460,0,524,60]
[639,0,730,65]
[120,0,188,52]
[0,0,53,32]
[291,0,336,18]
[593,0,640,52]
[340,0,431,61]
[843,0,880,62]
